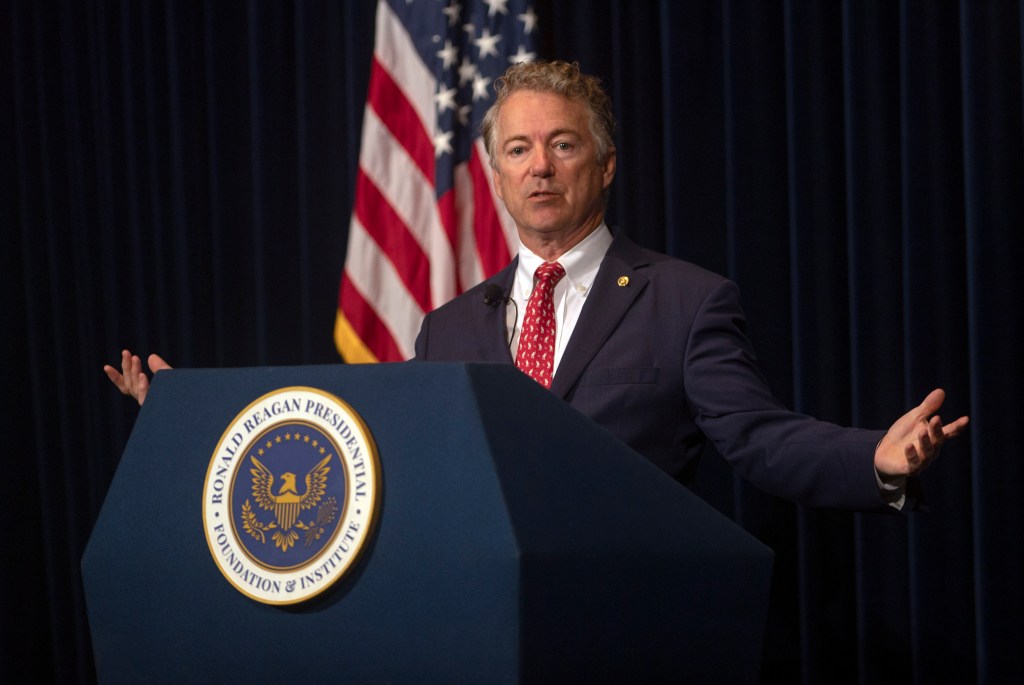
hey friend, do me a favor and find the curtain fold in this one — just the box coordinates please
[844,5,911,679]
[960,2,1024,681]
[4,1,1021,682]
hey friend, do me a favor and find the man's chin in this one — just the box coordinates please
[521,206,569,228]
[518,219,601,246]
[521,221,570,238]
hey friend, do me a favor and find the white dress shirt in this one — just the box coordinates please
[508,224,614,375]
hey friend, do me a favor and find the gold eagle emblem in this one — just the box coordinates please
[243,453,334,551]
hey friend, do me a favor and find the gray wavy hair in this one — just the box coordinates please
[481,60,616,166]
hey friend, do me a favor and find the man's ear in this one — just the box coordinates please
[491,163,504,202]
[602,146,617,189]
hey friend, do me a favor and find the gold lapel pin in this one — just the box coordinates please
[617,276,630,287]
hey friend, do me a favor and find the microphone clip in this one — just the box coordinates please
[483,283,506,307]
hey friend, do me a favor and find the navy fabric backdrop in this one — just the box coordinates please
[3,1,1021,683]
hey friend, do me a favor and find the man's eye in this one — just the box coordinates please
[555,142,572,150]
[509,146,525,156]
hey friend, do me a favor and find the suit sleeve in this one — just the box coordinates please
[685,279,890,510]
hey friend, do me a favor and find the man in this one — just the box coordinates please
[108,60,967,511]
[409,60,968,510]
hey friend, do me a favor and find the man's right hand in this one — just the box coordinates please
[103,350,172,406]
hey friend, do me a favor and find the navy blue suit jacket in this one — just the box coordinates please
[415,231,891,510]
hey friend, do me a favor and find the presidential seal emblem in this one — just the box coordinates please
[202,387,380,604]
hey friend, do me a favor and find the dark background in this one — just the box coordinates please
[4,1,1022,683]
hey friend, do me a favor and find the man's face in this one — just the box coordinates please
[491,90,616,251]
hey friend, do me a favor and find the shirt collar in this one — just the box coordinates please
[514,224,613,299]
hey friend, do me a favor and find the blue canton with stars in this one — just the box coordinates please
[384,0,537,197]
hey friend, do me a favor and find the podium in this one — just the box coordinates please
[83,363,773,683]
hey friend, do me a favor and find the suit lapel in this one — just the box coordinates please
[475,259,518,363]
[550,233,650,398]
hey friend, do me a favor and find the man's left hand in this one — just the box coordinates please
[875,388,970,478]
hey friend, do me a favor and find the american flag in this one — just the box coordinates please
[335,0,538,362]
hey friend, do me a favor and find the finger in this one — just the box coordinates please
[115,350,135,394]
[148,353,172,373]
[942,415,970,438]
[119,350,132,385]
[103,365,128,394]
[916,421,935,461]
[918,388,947,416]
[904,442,919,472]
[136,373,151,406]
[926,415,945,449]
[126,354,143,397]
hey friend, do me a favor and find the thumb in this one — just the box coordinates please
[148,353,173,373]
[917,388,947,417]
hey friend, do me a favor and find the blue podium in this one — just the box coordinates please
[83,363,773,683]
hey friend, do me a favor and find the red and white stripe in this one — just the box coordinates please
[336,1,518,362]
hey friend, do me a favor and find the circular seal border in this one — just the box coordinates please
[202,386,381,605]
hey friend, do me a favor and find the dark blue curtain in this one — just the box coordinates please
[4,1,1021,683]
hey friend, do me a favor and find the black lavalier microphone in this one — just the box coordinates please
[483,283,518,349]
[483,283,506,307]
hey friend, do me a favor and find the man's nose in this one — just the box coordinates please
[530,147,554,177]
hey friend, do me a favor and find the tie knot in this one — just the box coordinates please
[535,261,565,286]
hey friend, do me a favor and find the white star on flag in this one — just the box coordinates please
[472,73,492,101]
[509,45,535,64]
[442,2,461,26]
[434,85,458,112]
[336,0,538,363]
[436,39,458,68]
[474,28,501,59]
[458,56,478,86]
[518,7,537,33]
[433,129,455,157]
[485,0,510,17]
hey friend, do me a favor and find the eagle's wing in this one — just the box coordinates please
[249,455,276,511]
[300,454,332,510]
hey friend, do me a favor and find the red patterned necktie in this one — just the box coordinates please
[516,261,566,388]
